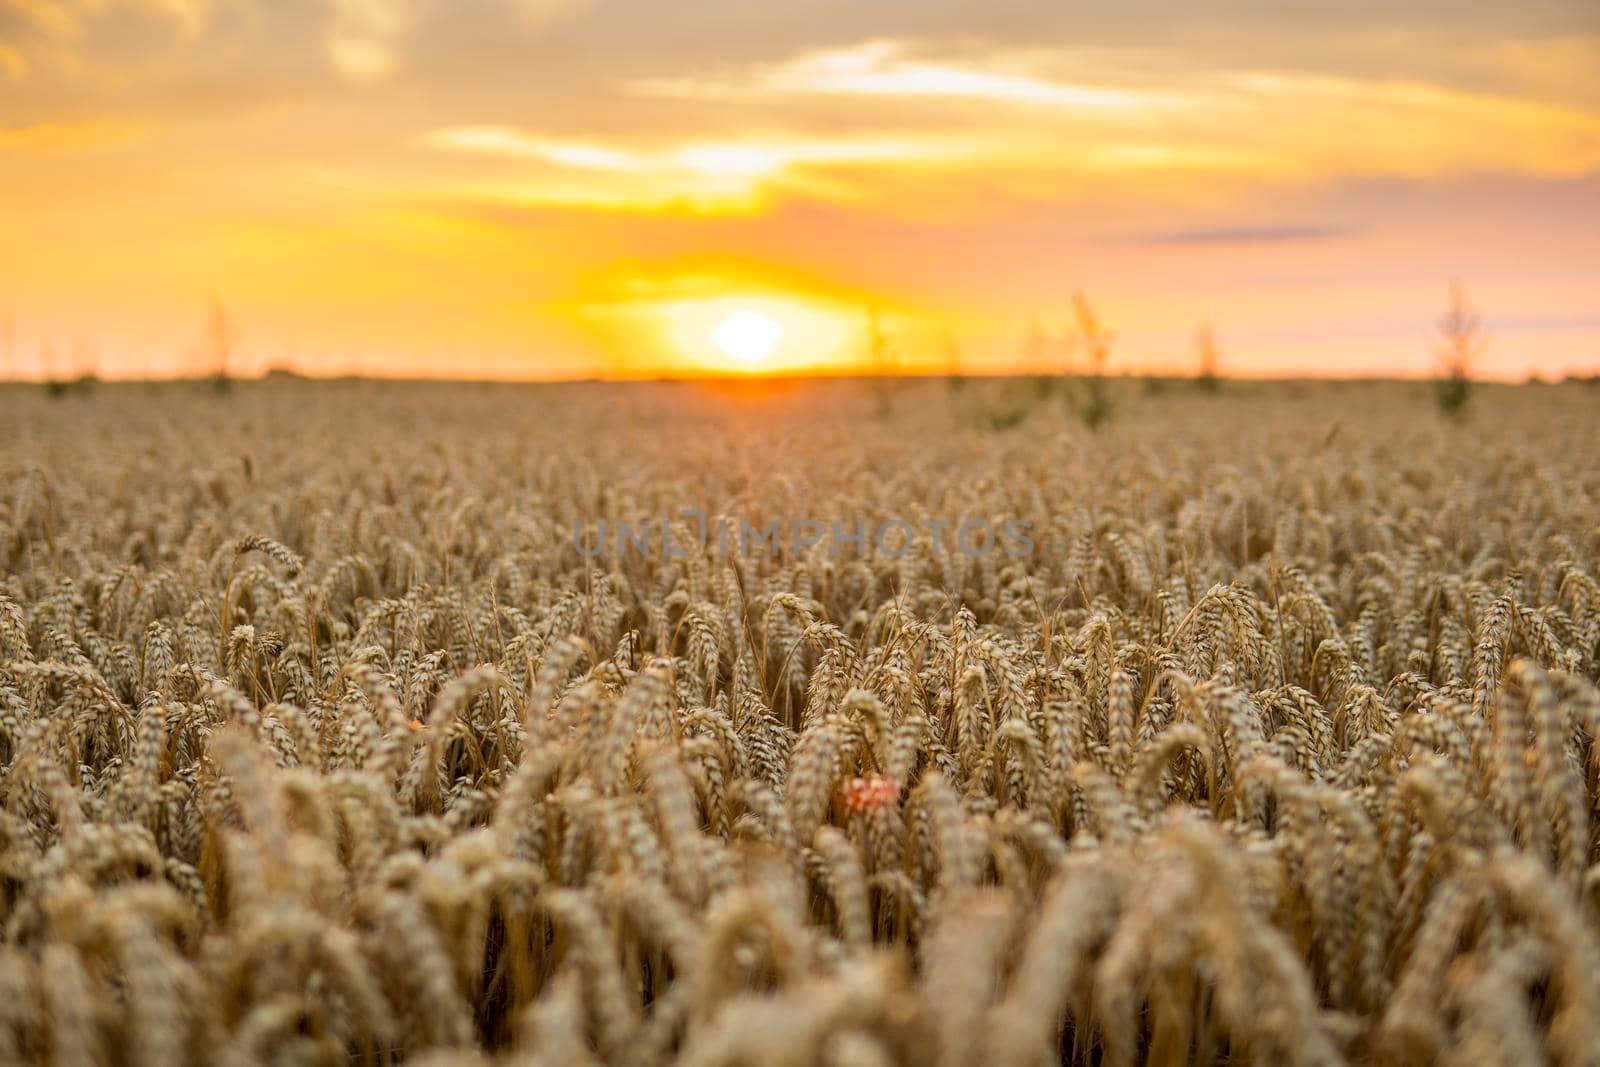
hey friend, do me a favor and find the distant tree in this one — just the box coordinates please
[1435,280,1484,418]
[2,305,14,378]
[1195,323,1222,392]
[37,337,98,397]
[207,296,237,392]
[942,331,966,391]
[866,307,895,414]
[867,307,894,372]
[71,337,98,391]
[1023,316,1046,365]
[1026,316,1052,364]
[1070,291,1114,430]
[41,339,72,398]
[1022,315,1061,397]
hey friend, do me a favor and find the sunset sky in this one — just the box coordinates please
[2,0,1598,380]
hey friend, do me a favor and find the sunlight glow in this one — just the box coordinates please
[573,290,864,377]
[713,309,784,364]
[678,145,788,179]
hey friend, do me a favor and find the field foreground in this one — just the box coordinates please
[2,378,1599,1066]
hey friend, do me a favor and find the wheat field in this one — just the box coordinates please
[2,377,1598,1067]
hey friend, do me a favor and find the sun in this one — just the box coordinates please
[713,309,784,365]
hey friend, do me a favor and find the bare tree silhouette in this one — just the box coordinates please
[1435,280,1485,418]
[1070,291,1113,429]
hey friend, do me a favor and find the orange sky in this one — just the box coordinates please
[2,0,1598,380]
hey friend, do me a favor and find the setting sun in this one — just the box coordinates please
[712,309,784,365]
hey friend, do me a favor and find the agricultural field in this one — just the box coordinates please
[2,377,1599,1067]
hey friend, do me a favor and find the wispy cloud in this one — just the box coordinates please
[425,127,644,169]
[419,124,967,207]
[1115,223,1358,246]
[630,39,1600,182]
[506,0,589,27]
[0,117,147,152]
[1494,313,1600,333]
[424,125,949,170]
[0,0,590,83]
[0,0,209,48]
[637,40,1184,113]
[325,0,410,82]
[0,40,25,78]
[321,0,592,82]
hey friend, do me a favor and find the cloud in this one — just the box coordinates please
[0,117,147,151]
[1,0,90,41]
[0,40,25,77]
[1495,313,1600,333]
[422,127,644,169]
[631,38,1600,184]
[1116,223,1358,246]
[322,0,590,82]
[419,124,967,208]
[637,40,1184,114]
[507,0,589,27]
[0,0,591,85]
[0,0,209,45]
[139,0,210,35]
[0,0,211,80]
[424,125,950,171]
[325,0,410,82]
